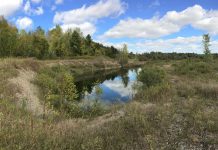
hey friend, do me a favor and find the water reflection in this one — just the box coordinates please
[75,68,140,104]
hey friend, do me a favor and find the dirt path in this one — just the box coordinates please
[56,110,125,131]
[9,69,44,116]
[56,102,156,131]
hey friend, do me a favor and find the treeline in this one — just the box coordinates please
[136,52,218,61]
[136,52,203,61]
[0,17,119,59]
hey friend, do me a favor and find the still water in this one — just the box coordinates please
[75,68,141,104]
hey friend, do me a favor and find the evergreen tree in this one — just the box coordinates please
[35,26,45,37]
[70,30,82,56]
[83,34,94,55]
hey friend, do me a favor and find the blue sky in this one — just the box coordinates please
[1,0,218,53]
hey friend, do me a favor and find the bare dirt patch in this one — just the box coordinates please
[9,69,44,116]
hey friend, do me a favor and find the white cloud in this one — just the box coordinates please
[61,22,96,36]
[101,36,218,54]
[24,1,44,15]
[16,17,33,29]
[133,36,218,54]
[55,0,63,5]
[24,1,31,14]
[103,5,218,38]
[103,17,180,38]
[35,6,44,15]
[134,36,202,53]
[0,0,23,17]
[53,0,127,35]
[54,0,127,24]
[97,41,125,49]
[31,0,42,4]
[192,18,218,35]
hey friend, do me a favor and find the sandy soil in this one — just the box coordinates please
[9,69,44,116]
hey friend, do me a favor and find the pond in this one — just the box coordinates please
[75,68,141,104]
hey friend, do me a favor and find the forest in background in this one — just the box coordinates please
[0,16,120,59]
[1,16,218,62]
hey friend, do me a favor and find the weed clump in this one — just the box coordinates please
[137,67,166,87]
[195,84,218,100]
[66,100,106,118]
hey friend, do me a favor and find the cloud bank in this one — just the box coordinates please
[103,5,218,38]
[53,0,127,35]
[0,0,23,17]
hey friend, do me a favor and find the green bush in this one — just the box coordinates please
[35,65,106,118]
[175,61,212,75]
[66,100,106,118]
[137,67,166,87]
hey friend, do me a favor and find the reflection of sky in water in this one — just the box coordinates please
[84,69,140,104]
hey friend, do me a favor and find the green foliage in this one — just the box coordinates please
[203,34,213,61]
[82,34,95,55]
[0,17,120,59]
[48,25,64,57]
[32,34,49,59]
[118,44,129,67]
[137,52,203,61]
[36,73,56,92]
[110,46,119,58]
[35,65,107,118]
[66,100,106,118]
[0,17,18,57]
[16,30,33,57]
[136,83,172,103]
[60,73,78,102]
[137,67,166,87]
[175,60,212,76]
[94,83,103,98]
[70,29,82,56]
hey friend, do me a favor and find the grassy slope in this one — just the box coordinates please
[0,58,217,149]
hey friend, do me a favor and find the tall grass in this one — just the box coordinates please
[0,58,218,149]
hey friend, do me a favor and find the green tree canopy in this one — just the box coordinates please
[118,44,129,67]
[48,25,64,57]
[0,17,18,57]
[70,30,82,56]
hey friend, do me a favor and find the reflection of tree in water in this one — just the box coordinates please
[120,69,129,88]
[74,69,128,100]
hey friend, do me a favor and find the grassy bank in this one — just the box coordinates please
[0,58,217,149]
